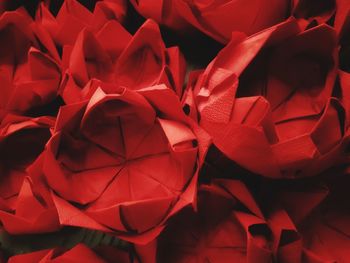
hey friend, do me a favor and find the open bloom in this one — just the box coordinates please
[187,19,347,178]
[0,9,61,118]
[42,85,208,243]
[0,115,59,234]
[130,0,337,43]
[36,0,127,47]
[60,19,186,104]
[131,0,289,43]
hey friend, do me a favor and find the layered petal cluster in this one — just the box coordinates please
[0,9,61,117]
[186,19,348,178]
[42,85,207,243]
[0,0,349,262]
[60,19,185,103]
[0,115,59,234]
[130,0,337,43]
[36,0,127,47]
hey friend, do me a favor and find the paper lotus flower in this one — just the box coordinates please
[0,9,60,117]
[188,19,348,178]
[130,0,337,44]
[60,19,186,104]
[36,0,127,47]
[42,85,208,243]
[0,115,59,234]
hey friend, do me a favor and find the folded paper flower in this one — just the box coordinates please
[153,179,272,263]
[42,85,209,244]
[131,0,290,43]
[0,9,61,117]
[0,115,60,234]
[0,0,349,261]
[188,19,348,178]
[131,0,339,44]
[8,243,131,263]
[36,0,127,47]
[60,18,186,104]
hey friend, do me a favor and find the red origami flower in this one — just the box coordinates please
[0,0,348,261]
[0,115,59,234]
[36,0,127,47]
[338,3,350,123]
[0,9,61,118]
[131,0,290,43]
[187,19,348,178]
[130,0,337,43]
[60,19,186,104]
[42,85,208,243]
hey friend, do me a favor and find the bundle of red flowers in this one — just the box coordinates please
[0,0,349,262]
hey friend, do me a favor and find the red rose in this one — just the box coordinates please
[0,115,59,234]
[0,9,60,117]
[36,0,127,47]
[42,85,208,243]
[60,19,186,104]
[8,243,130,263]
[188,19,348,178]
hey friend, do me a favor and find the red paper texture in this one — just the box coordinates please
[0,0,349,262]
[8,243,131,263]
[0,9,60,117]
[186,19,348,178]
[129,0,337,43]
[40,86,209,243]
